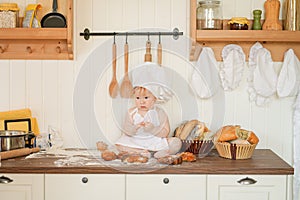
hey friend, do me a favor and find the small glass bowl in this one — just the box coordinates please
[230,23,249,30]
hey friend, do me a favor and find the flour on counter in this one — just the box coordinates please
[24,148,170,168]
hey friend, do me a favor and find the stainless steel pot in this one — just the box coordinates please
[0,130,35,152]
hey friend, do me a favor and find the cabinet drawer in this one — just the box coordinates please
[0,174,44,200]
[126,174,206,200]
[45,174,125,200]
[207,175,287,200]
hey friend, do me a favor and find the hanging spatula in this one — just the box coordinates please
[109,38,119,98]
[120,37,133,98]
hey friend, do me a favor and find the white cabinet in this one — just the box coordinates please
[45,174,126,200]
[0,174,44,200]
[207,175,287,200]
[0,173,289,200]
[126,174,206,200]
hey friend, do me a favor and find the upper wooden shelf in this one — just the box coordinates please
[0,0,73,60]
[0,28,68,40]
[195,30,300,42]
[190,0,300,61]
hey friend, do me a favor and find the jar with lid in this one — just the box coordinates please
[0,3,19,28]
[197,0,223,30]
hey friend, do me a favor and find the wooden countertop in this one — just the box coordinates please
[0,149,294,175]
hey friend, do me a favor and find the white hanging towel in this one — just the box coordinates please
[219,44,245,91]
[294,90,300,200]
[191,47,219,98]
[248,42,278,106]
[277,49,300,98]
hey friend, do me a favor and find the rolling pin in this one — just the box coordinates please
[0,147,40,160]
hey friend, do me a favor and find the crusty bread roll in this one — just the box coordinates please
[101,150,117,161]
[216,125,240,142]
[216,125,259,144]
[96,141,108,152]
[246,131,259,144]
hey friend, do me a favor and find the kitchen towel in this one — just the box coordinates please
[219,44,245,91]
[248,42,277,106]
[0,108,40,134]
[0,117,39,134]
[131,62,173,103]
[277,49,300,98]
[191,47,219,98]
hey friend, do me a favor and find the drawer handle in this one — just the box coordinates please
[237,177,257,185]
[0,176,13,184]
[82,177,88,183]
[163,178,169,184]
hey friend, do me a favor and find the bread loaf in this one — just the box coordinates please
[174,120,210,140]
[178,120,199,140]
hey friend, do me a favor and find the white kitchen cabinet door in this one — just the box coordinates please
[45,174,125,200]
[207,175,287,200]
[126,174,206,200]
[0,174,44,200]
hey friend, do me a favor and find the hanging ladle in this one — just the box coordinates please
[109,35,119,98]
[120,34,133,98]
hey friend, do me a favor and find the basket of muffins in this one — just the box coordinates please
[174,120,215,158]
[213,125,259,160]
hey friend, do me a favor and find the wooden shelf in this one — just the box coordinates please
[0,0,73,60]
[0,28,68,40]
[196,30,300,42]
[190,0,300,61]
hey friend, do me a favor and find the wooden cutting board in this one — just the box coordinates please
[36,0,68,21]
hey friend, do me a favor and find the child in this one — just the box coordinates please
[115,86,182,158]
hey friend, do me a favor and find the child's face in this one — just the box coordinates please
[134,88,156,111]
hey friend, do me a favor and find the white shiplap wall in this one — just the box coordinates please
[0,0,295,167]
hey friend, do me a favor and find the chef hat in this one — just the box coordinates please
[191,47,219,98]
[131,62,173,103]
[277,49,300,98]
[219,44,245,91]
[248,42,278,106]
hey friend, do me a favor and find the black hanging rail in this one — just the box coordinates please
[80,28,183,41]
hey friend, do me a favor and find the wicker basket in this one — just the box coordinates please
[180,140,214,158]
[215,142,257,160]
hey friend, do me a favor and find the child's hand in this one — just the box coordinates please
[143,122,155,131]
[136,122,145,130]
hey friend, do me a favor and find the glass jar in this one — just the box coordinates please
[0,3,19,28]
[197,0,223,30]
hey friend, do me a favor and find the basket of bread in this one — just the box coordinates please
[214,125,259,160]
[174,119,214,158]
